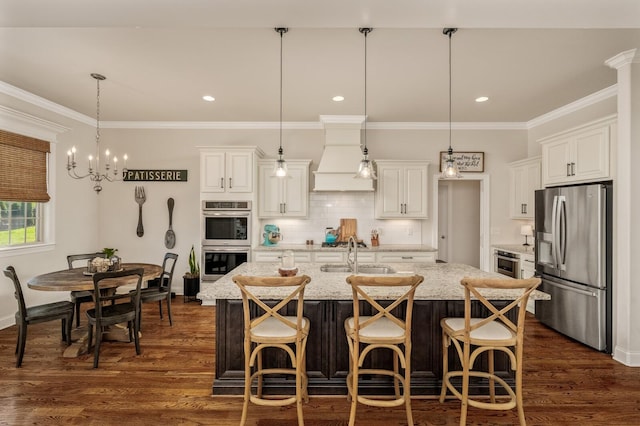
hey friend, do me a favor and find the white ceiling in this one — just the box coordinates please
[1,1,639,124]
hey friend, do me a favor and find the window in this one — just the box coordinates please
[0,201,42,246]
[0,128,50,249]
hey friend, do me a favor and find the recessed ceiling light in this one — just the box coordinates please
[332,95,345,102]
[202,95,215,102]
[475,96,489,103]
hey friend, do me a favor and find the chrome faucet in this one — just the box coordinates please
[347,236,358,274]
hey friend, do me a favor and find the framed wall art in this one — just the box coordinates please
[439,151,484,173]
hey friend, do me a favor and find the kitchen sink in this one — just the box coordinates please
[319,264,396,274]
[320,264,352,272]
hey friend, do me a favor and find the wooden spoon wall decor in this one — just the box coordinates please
[165,198,176,248]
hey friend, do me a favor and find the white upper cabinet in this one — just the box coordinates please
[375,160,429,219]
[509,156,541,219]
[258,160,311,218]
[540,116,616,187]
[200,148,262,193]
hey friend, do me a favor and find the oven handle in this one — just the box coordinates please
[203,247,251,253]
[495,254,520,262]
[202,211,251,217]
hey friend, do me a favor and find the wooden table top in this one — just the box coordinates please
[27,263,162,292]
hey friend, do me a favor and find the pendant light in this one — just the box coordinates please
[274,27,289,177]
[355,27,377,180]
[442,28,462,179]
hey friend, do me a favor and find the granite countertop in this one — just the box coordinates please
[492,244,535,256]
[253,244,437,253]
[197,262,550,303]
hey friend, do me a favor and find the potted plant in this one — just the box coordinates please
[183,245,200,302]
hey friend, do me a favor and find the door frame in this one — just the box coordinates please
[431,173,491,272]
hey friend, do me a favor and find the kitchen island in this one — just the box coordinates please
[198,262,549,396]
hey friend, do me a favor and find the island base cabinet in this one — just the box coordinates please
[213,299,516,395]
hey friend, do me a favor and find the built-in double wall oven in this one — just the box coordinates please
[202,201,252,281]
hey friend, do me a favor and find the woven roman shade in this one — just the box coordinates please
[0,129,51,202]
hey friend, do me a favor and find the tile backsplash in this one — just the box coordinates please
[258,192,422,245]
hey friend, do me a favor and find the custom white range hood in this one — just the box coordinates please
[313,115,374,192]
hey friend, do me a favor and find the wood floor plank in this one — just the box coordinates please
[1,298,639,425]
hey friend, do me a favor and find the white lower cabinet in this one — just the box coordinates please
[313,252,345,263]
[376,251,436,263]
[254,251,311,263]
[520,253,536,279]
[356,252,376,263]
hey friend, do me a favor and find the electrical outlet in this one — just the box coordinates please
[407,227,413,236]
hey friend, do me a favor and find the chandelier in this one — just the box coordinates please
[67,73,127,193]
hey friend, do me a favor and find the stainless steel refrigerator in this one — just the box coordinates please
[534,182,612,353]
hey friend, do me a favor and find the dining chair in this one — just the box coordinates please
[134,252,178,330]
[67,252,106,327]
[86,268,144,368]
[344,274,424,426]
[439,276,541,426]
[232,274,312,426]
[3,266,74,368]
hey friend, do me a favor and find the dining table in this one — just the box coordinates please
[27,262,162,358]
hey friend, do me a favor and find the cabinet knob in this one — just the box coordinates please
[220,177,224,188]
[229,177,233,188]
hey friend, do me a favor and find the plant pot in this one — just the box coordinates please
[183,275,200,303]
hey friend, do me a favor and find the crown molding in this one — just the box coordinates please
[1,79,617,132]
[0,81,94,126]
[526,84,617,129]
[605,48,639,69]
[0,105,70,142]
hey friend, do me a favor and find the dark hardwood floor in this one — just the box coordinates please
[1,297,639,425]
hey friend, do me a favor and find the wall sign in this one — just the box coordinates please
[123,169,188,182]
[439,151,484,173]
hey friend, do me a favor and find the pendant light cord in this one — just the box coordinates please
[360,28,372,155]
[448,30,452,152]
[279,28,283,155]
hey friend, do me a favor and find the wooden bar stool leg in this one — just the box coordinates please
[393,352,400,398]
[439,332,449,403]
[240,338,251,426]
[257,349,264,398]
[489,349,496,403]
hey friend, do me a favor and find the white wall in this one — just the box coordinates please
[0,101,532,327]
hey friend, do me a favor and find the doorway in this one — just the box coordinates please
[432,174,491,271]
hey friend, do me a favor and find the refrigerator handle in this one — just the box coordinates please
[551,195,560,269]
[559,196,567,268]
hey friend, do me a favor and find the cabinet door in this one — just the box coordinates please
[573,126,610,181]
[377,165,403,217]
[201,151,226,192]
[258,163,283,217]
[253,251,283,262]
[542,139,573,186]
[226,151,253,193]
[281,163,308,217]
[314,252,345,263]
[510,159,540,219]
[403,165,428,218]
[376,251,436,263]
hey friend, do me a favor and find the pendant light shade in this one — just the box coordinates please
[274,27,288,177]
[355,27,377,180]
[442,28,462,179]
